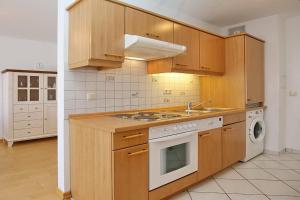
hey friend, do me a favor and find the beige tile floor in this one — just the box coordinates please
[171,153,300,200]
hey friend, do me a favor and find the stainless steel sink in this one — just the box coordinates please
[175,107,233,114]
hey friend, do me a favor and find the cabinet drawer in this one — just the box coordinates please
[113,129,148,150]
[223,112,245,125]
[14,105,29,113]
[14,128,43,139]
[29,104,43,112]
[14,120,43,130]
[14,112,43,121]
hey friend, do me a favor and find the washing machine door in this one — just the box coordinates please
[249,117,266,143]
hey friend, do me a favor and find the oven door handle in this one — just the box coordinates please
[149,131,197,143]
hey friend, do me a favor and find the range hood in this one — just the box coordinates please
[124,34,186,61]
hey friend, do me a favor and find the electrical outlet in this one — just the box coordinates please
[106,75,115,81]
[86,92,96,100]
[163,90,172,95]
[289,91,298,97]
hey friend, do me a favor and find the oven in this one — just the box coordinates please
[149,128,198,190]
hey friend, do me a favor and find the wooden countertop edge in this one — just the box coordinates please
[246,105,267,111]
[1,69,57,74]
[70,108,246,133]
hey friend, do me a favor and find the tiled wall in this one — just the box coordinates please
[64,60,200,119]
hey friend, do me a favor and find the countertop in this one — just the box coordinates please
[70,108,246,133]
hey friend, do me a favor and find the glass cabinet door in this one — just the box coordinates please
[16,74,29,103]
[44,75,57,103]
[29,75,40,102]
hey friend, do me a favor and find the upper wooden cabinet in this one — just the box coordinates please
[173,24,200,71]
[125,8,173,43]
[200,32,225,74]
[245,36,265,104]
[68,0,125,69]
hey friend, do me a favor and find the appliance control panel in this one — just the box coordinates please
[149,116,223,140]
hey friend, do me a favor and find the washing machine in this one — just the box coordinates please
[242,108,266,162]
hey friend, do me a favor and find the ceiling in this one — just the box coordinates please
[0,0,57,42]
[0,0,300,42]
[122,0,300,26]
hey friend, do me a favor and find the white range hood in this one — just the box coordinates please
[124,34,186,61]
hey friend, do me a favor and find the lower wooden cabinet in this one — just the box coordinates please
[114,144,149,200]
[198,128,222,180]
[222,121,246,168]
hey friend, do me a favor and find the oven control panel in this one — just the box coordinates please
[149,116,223,140]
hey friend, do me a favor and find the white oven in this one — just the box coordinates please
[149,117,223,190]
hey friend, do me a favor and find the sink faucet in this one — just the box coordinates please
[187,100,212,110]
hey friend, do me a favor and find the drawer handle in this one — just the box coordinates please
[27,124,31,126]
[27,131,31,134]
[104,53,124,59]
[128,149,148,156]
[223,127,232,131]
[20,108,23,110]
[123,133,144,140]
[145,33,160,39]
[28,116,31,118]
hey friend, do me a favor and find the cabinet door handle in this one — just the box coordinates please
[176,63,188,67]
[104,53,124,59]
[123,133,144,140]
[128,149,148,156]
[199,133,211,138]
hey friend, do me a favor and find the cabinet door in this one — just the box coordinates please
[173,24,200,71]
[200,32,225,73]
[125,8,173,43]
[198,128,222,181]
[222,122,246,168]
[44,74,57,104]
[14,73,43,104]
[245,36,264,104]
[114,144,148,200]
[91,0,125,62]
[44,104,57,135]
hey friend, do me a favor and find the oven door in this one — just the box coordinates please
[149,131,198,190]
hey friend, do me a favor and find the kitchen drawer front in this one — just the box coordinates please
[223,112,245,125]
[14,112,43,121]
[113,129,148,150]
[14,105,29,113]
[14,120,43,130]
[14,128,43,139]
[29,104,43,112]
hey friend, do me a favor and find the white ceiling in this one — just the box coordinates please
[122,0,300,26]
[0,0,300,42]
[0,0,57,42]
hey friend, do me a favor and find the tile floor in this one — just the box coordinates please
[170,153,300,200]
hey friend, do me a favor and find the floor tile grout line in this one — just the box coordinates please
[283,180,300,194]
[212,176,233,200]
[231,166,272,200]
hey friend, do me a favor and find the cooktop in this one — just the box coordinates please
[113,112,183,122]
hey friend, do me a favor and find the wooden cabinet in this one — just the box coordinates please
[173,24,200,71]
[200,32,225,74]
[198,128,222,181]
[245,36,265,104]
[125,7,173,43]
[222,121,246,168]
[2,70,57,147]
[114,144,149,200]
[68,0,125,69]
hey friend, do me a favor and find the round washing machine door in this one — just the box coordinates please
[249,117,266,143]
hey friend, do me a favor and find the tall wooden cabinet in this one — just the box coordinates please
[2,69,57,147]
[68,0,125,69]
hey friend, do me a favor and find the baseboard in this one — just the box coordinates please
[285,148,300,154]
[264,148,285,155]
[57,188,72,200]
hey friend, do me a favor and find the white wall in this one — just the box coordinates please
[223,15,286,153]
[285,15,300,151]
[0,35,57,139]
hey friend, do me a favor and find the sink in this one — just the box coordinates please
[174,107,233,114]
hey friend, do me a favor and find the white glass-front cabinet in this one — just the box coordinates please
[2,70,57,147]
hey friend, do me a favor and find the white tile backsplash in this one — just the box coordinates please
[64,60,200,119]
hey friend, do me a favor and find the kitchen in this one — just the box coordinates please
[59,0,300,200]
